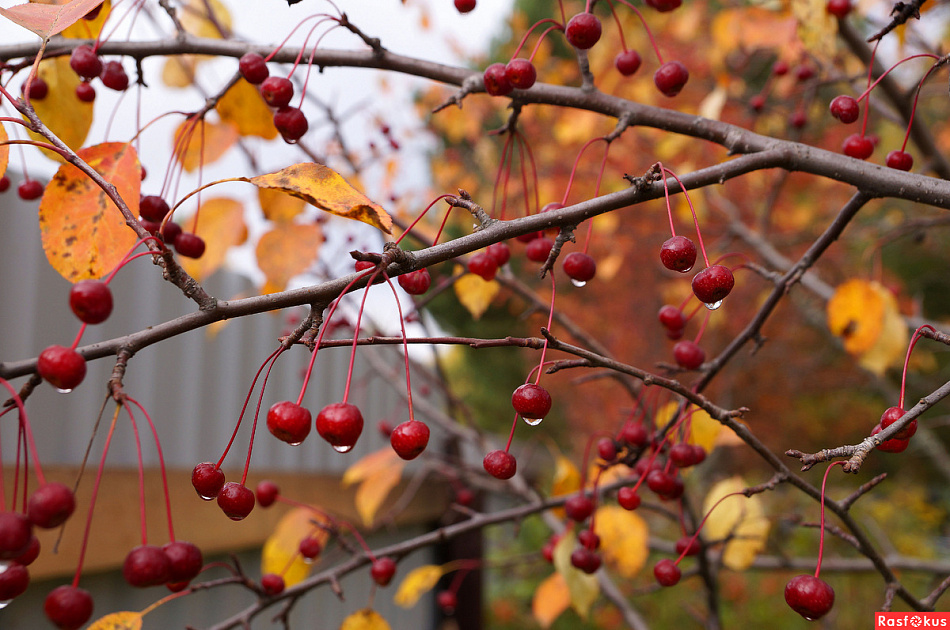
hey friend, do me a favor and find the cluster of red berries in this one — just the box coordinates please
[139,194,206,258]
[238,53,308,143]
[870,406,917,453]
[69,44,131,103]
[659,235,735,308]
[0,174,45,202]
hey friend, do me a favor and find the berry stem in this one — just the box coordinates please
[660,164,710,267]
[560,137,607,207]
[383,274,416,422]
[613,0,664,64]
[121,402,149,545]
[816,461,845,578]
[534,274,558,385]
[0,378,46,486]
[511,19,563,59]
[240,347,285,485]
[527,25,563,63]
[216,347,283,469]
[393,194,454,247]
[127,397,176,542]
[899,325,934,410]
[341,278,377,405]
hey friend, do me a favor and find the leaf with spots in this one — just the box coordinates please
[39,142,140,282]
[256,223,322,294]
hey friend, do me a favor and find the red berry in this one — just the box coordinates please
[468,251,498,281]
[597,438,617,462]
[658,305,686,331]
[617,487,641,510]
[826,0,852,17]
[437,590,458,613]
[69,279,113,324]
[370,556,397,586]
[829,95,859,124]
[0,563,29,600]
[0,512,33,559]
[842,133,874,159]
[569,546,602,573]
[615,49,642,76]
[646,469,679,498]
[274,106,309,143]
[23,77,48,100]
[27,482,76,529]
[749,95,765,112]
[620,422,648,447]
[239,52,269,84]
[653,559,681,586]
[564,494,595,522]
[0,175,10,192]
[69,45,102,79]
[795,64,815,82]
[673,340,705,370]
[163,540,203,583]
[455,0,476,12]
[660,235,697,273]
[525,237,553,263]
[192,462,225,500]
[654,61,689,97]
[100,61,129,91]
[261,573,285,595]
[12,534,41,566]
[565,13,602,50]
[483,449,517,479]
[880,406,916,440]
[512,383,552,422]
[140,195,171,222]
[260,76,294,108]
[486,242,511,266]
[255,480,280,507]
[123,544,172,587]
[772,60,790,76]
[398,268,431,295]
[563,252,596,285]
[691,264,735,305]
[267,401,312,445]
[390,420,430,460]
[37,345,86,391]
[454,487,474,506]
[784,574,834,620]
[44,585,94,630]
[886,150,913,171]
[217,482,255,521]
[75,82,96,102]
[789,111,807,129]
[505,58,537,90]
[18,179,43,200]
[483,63,512,97]
[299,535,322,559]
[644,0,682,10]
[174,231,206,258]
[516,229,543,243]
[355,260,375,272]
[315,402,364,452]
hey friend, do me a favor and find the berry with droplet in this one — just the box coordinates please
[511,383,552,420]
[784,574,834,620]
[38,346,86,391]
[563,252,596,284]
[0,563,29,600]
[660,236,697,273]
[192,462,225,500]
[315,402,364,452]
[691,265,735,305]
[266,401,312,445]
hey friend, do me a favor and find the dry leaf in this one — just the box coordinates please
[39,142,140,282]
[594,505,649,578]
[532,572,571,628]
[177,198,247,281]
[173,119,238,173]
[261,507,330,588]
[87,611,142,630]
[340,609,391,630]
[393,564,445,608]
[256,223,322,293]
[454,271,500,320]
[27,56,93,159]
[552,531,599,618]
[217,79,279,139]
[249,164,392,234]
[0,0,105,38]
[702,477,770,571]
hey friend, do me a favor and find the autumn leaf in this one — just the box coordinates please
[340,609,391,630]
[0,0,105,38]
[39,142,140,282]
[27,56,93,159]
[532,572,571,628]
[702,477,770,571]
[249,164,392,234]
[256,223,322,294]
[58,0,111,39]
[0,124,9,180]
[393,564,445,608]
[217,79,279,140]
[342,448,406,528]
[685,406,722,453]
[827,279,907,375]
[179,0,231,38]
[259,187,306,223]
[87,611,142,630]
[177,198,248,281]
[261,507,330,588]
[454,269,500,320]
[552,531,599,618]
[162,56,199,88]
[595,505,649,578]
[173,119,239,173]
[791,0,837,60]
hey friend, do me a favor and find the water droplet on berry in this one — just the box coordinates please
[523,416,543,426]
[288,441,303,446]
[198,492,215,501]
[704,299,723,311]
[570,279,587,287]
[55,387,73,394]
[333,444,354,453]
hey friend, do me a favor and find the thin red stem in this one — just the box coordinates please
[899,325,934,409]
[0,378,46,486]
[816,461,845,577]
[127,396,176,542]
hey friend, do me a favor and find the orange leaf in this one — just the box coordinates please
[255,223,322,293]
[0,0,106,38]
[217,79,279,140]
[173,119,238,172]
[261,506,330,588]
[177,197,247,281]
[343,448,406,528]
[532,573,571,629]
[39,142,140,282]
[340,609,392,630]
[87,611,142,630]
[259,187,306,223]
[0,123,9,180]
[249,164,392,234]
[27,56,93,160]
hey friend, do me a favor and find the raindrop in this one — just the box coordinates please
[333,444,354,453]
[198,494,215,501]
[570,279,587,288]
[523,417,543,426]
[55,388,73,394]
[704,300,723,311]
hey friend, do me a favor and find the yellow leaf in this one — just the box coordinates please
[259,187,306,223]
[59,0,110,39]
[685,406,721,454]
[393,564,445,608]
[162,56,199,88]
[87,611,142,630]
[827,280,907,370]
[702,477,770,571]
[698,85,728,121]
[0,124,9,179]
[454,272,500,320]
[256,224,322,293]
[39,142,140,282]
[340,609,391,630]
[249,164,392,234]
[179,0,231,38]
[532,572,571,629]
[594,505,649,579]
[261,507,331,588]
[552,532,599,618]
[173,119,238,172]
[343,448,406,527]
[858,286,908,376]
[550,455,581,498]
[27,56,93,160]
[217,79,279,140]
[177,197,247,281]
[791,0,837,60]
[0,0,105,38]
[710,8,799,61]
[343,448,404,487]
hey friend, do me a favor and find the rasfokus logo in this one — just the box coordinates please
[876,613,950,628]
